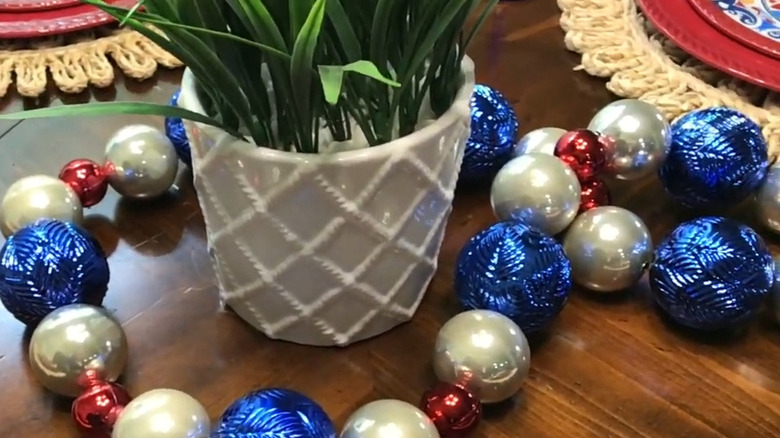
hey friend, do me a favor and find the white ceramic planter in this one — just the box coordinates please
[178,58,474,346]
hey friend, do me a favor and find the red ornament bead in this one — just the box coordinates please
[420,382,481,438]
[554,129,607,181]
[579,178,611,213]
[72,381,131,438]
[59,159,109,208]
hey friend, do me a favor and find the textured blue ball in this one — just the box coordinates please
[455,221,571,334]
[659,107,769,209]
[212,388,336,438]
[0,219,109,325]
[165,89,192,168]
[650,216,773,331]
[460,84,519,182]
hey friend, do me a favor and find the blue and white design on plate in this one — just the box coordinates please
[763,0,780,21]
[715,0,780,41]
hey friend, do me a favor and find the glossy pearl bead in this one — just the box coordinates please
[112,389,210,438]
[29,304,128,397]
[0,175,83,238]
[491,153,581,235]
[433,309,531,404]
[563,206,653,292]
[104,125,179,199]
[340,399,440,438]
[588,99,670,180]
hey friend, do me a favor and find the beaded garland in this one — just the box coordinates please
[0,86,779,438]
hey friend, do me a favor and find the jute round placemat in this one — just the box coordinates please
[0,26,181,99]
[558,0,780,158]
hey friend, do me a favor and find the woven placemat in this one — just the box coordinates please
[0,26,181,99]
[558,0,780,158]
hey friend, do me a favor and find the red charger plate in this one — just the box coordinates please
[0,0,136,38]
[636,0,780,92]
[688,0,780,60]
[0,0,80,12]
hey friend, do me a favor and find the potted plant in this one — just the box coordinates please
[3,0,498,346]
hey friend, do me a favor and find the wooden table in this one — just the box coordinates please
[1,2,779,437]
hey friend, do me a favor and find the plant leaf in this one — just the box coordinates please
[318,66,344,105]
[225,0,289,52]
[324,0,360,61]
[0,102,243,138]
[318,60,400,105]
[369,0,395,74]
[191,0,275,145]
[394,0,469,104]
[289,0,314,43]
[82,0,291,60]
[118,0,145,25]
[290,0,327,152]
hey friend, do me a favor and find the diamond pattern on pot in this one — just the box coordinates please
[191,117,469,346]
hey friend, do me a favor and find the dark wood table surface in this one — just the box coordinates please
[1,2,779,437]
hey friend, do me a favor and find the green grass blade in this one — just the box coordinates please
[0,102,242,138]
[324,0,361,61]
[119,16,257,140]
[398,0,469,95]
[82,0,291,60]
[224,0,288,52]
[319,61,400,105]
[118,0,144,25]
[369,0,395,73]
[319,60,401,104]
[318,66,344,105]
[223,0,303,148]
[290,0,327,152]
[289,0,314,43]
[190,0,274,145]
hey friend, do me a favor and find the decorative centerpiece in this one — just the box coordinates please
[6,0,499,347]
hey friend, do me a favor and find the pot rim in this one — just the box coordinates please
[177,57,475,164]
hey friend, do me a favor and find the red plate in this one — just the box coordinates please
[0,0,80,12]
[689,0,780,60]
[0,0,136,38]
[637,0,780,92]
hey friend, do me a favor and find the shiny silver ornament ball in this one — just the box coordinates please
[0,175,83,238]
[104,124,179,199]
[491,153,581,235]
[514,127,566,156]
[28,304,128,397]
[563,207,653,292]
[756,163,780,234]
[588,99,671,180]
[112,388,210,438]
[340,399,439,438]
[433,309,530,404]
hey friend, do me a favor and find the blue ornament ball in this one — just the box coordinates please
[164,89,193,168]
[460,84,519,182]
[212,388,336,438]
[650,216,773,331]
[0,219,110,325]
[455,220,572,334]
[659,107,769,209]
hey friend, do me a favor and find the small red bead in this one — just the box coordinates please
[579,178,611,213]
[420,382,481,438]
[72,381,131,438]
[59,159,109,208]
[554,129,606,181]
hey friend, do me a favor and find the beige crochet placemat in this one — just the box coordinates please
[0,26,181,98]
[558,0,780,158]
